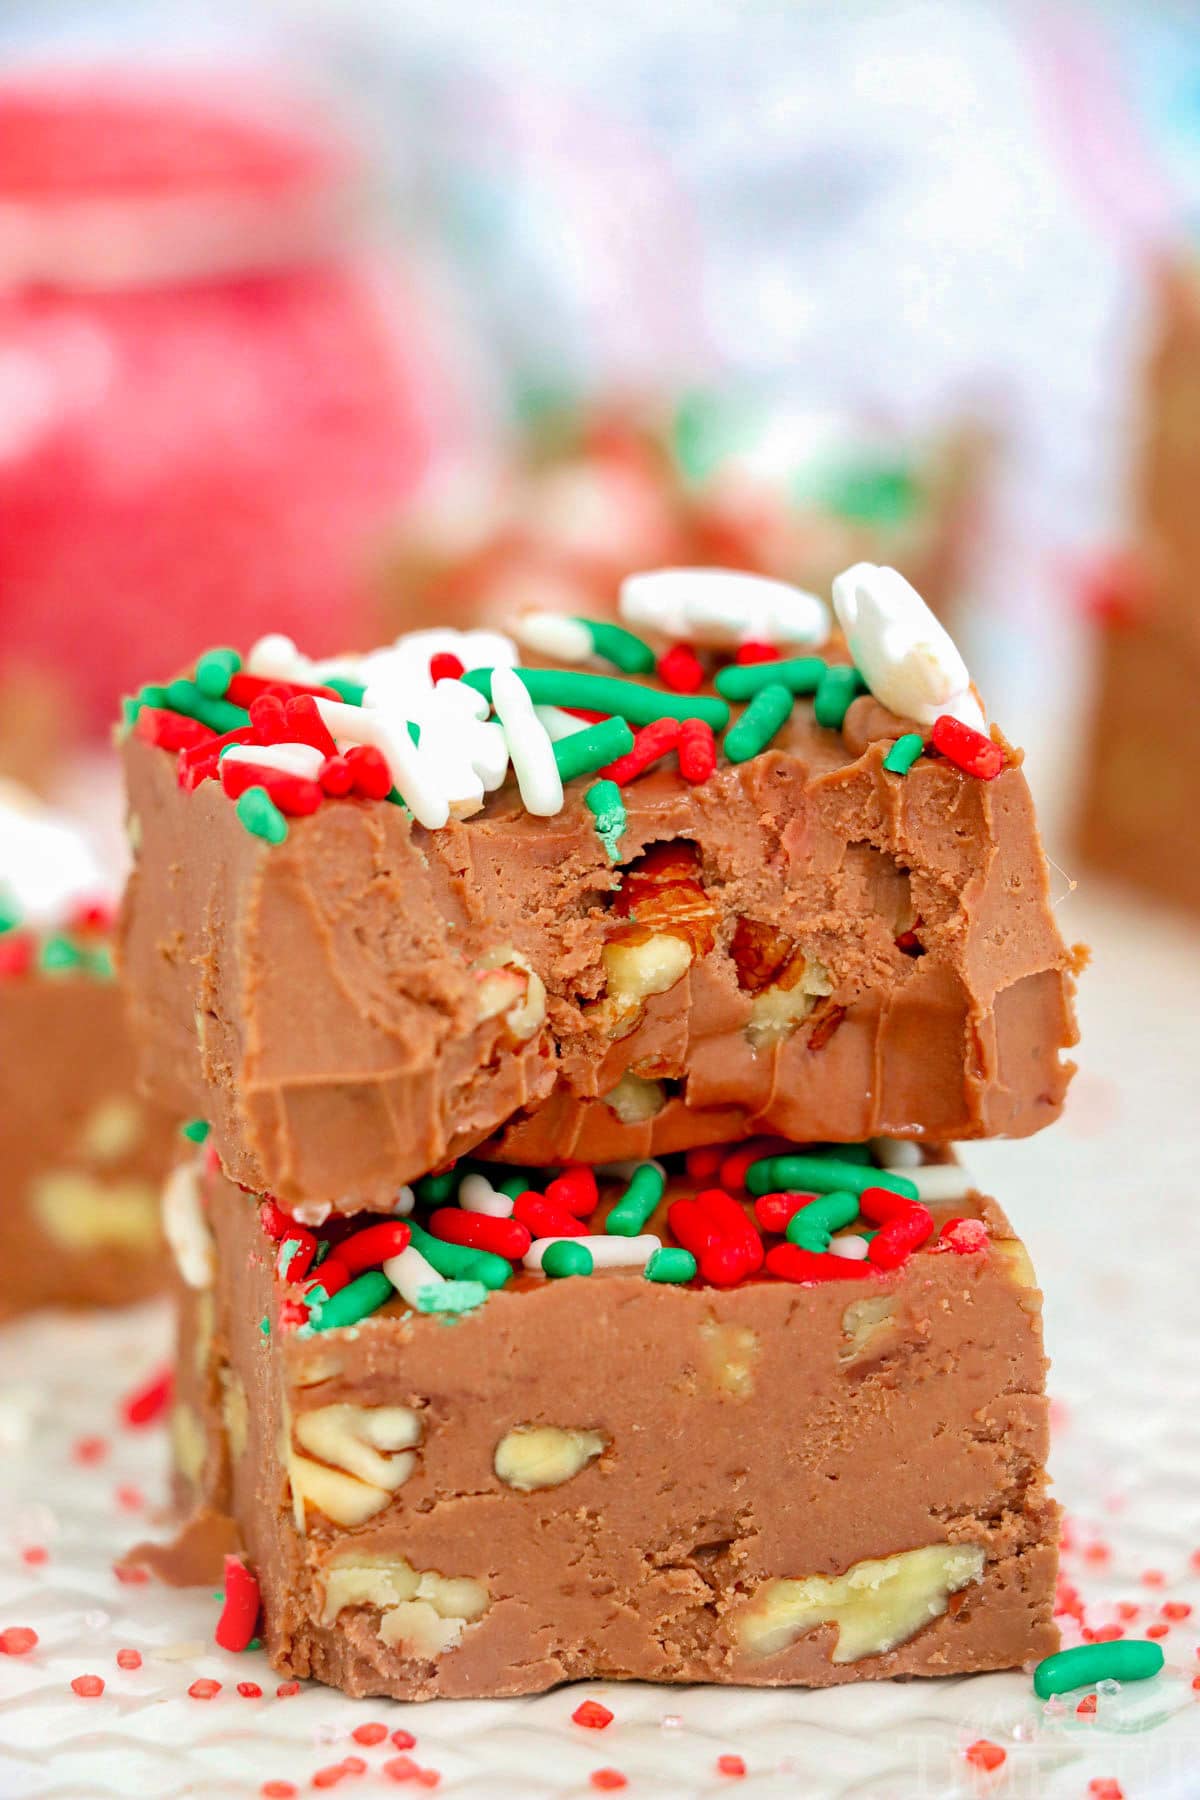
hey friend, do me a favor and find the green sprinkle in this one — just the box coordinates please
[308,1269,393,1333]
[605,1163,666,1236]
[645,1246,698,1284]
[813,665,867,730]
[325,676,366,705]
[38,933,86,975]
[542,1241,594,1279]
[304,1284,330,1308]
[414,1169,461,1205]
[194,647,242,699]
[577,618,656,675]
[785,1190,859,1253]
[1033,1640,1164,1699]
[496,1174,530,1201]
[163,677,250,736]
[259,1315,270,1337]
[745,1156,919,1202]
[416,1279,488,1314]
[247,1637,262,1653]
[406,1221,511,1291]
[180,1119,210,1144]
[554,717,634,784]
[883,732,925,776]
[235,788,288,845]
[585,779,626,861]
[121,682,170,732]
[715,656,827,702]
[723,682,794,763]
[0,896,22,935]
[85,943,115,981]
[462,667,730,731]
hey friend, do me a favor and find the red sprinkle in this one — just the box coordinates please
[930,713,1005,780]
[0,934,35,978]
[325,1220,414,1275]
[215,1555,261,1653]
[753,1191,817,1234]
[717,1753,747,1777]
[860,1189,934,1270]
[733,642,779,664]
[1146,1622,1169,1640]
[657,643,705,694]
[0,1627,38,1655]
[767,1242,880,1285]
[668,1190,763,1287]
[964,1740,1006,1772]
[120,1366,173,1429]
[73,1435,108,1466]
[177,725,257,789]
[352,1723,390,1746]
[116,1648,142,1670]
[602,716,681,786]
[220,758,324,818]
[590,1773,627,1792]
[684,1145,725,1180]
[545,1166,599,1218]
[114,1560,148,1584]
[312,1765,348,1789]
[937,1217,989,1255]
[248,694,290,744]
[1077,1693,1098,1715]
[416,1773,440,1790]
[512,1191,590,1239]
[1087,1784,1123,1800]
[302,1262,350,1302]
[429,652,465,684]
[384,1757,418,1783]
[573,1700,614,1730]
[277,1229,318,1284]
[261,1785,297,1799]
[1163,1602,1192,1621]
[261,1198,301,1240]
[283,694,338,757]
[238,1681,263,1698]
[343,1759,367,1777]
[71,1674,105,1697]
[319,755,355,798]
[427,1208,531,1261]
[345,744,393,800]
[276,1681,300,1697]
[391,1730,417,1751]
[1142,1569,1166,1587]
[1116,1601,1140,1621]
[135,706,217,753]
[188,1678,221,1700]
[678,717,717,783]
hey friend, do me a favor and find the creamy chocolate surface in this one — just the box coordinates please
[0,971,174,1317]
[150,1159,1059,1699]
[121,674,1080,1210]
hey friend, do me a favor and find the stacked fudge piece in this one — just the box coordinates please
[120,564,1081,1697]
[0,783,174,1317]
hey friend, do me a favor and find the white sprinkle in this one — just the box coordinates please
[903,1163,972,1202]
[220,742,325,779]
[620,567,829,648]
[314,697,450,831]
[383,1244,444,1308]
[829,1233,871,1261]
[511,611,593,664]
[831,562,984,731]
[458,1173,516,1217]
[535,703,591,743]
[492,666,563,816]
[392,1186,415,1217]
[245,633,314,683]
[523,1233,661,1272]
[291,1199,334,1227]
[870,1138,923,1169]
[161,1158,214,1290]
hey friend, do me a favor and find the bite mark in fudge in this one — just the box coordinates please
[138,1144,1059,1699]
[119,571,1080,1210]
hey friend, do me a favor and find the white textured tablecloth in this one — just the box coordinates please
[2,882,1198,1799]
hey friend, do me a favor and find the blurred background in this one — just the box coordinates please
[1,0,1198,900]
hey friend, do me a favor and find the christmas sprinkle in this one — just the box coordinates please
[585,780,626,861]
[882,731,925,775]
[1033,1639,1164,1698]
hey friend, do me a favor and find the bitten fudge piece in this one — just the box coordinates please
[149,1146,1058,1698]
[0,786,175,1317]
[119,569,1079,1210]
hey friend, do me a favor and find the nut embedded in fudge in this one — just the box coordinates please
[0,786,175,1317]
[148,1144,1058,1699]
[117,567,1081,1210]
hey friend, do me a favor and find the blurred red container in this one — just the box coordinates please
[0,74,452,735]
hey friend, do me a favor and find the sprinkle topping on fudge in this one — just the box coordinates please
[121,564,1005,846]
